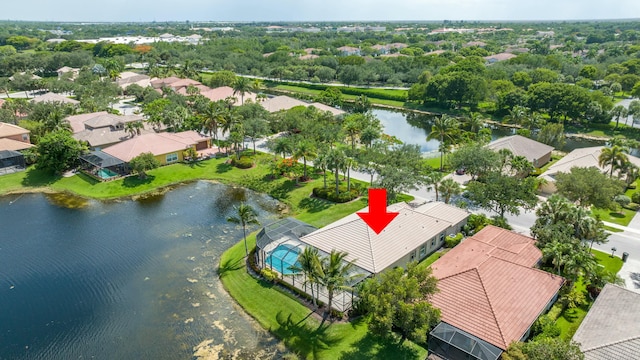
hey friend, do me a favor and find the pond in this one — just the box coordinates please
[0,181,286,359]
[373,109,608,155]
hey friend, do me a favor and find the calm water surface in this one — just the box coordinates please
[0,181,286,359]
[373,109,608,154]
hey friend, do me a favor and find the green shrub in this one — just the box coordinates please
[231,156,254,169]
[445,233,464,248]
[260,268,279,282]
[312,186,359,203]
[632,191,640,204]
[531,314,561,339]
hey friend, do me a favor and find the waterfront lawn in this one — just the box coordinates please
[219,233,427,360]
[272,84,406,107]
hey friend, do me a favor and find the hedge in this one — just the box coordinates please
[312,186,359,203]
[231,156,254,169]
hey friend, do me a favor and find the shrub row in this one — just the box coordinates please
[444,233,464,248]
[312,186,359,203]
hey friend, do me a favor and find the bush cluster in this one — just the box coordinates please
[231,156,254,169]
[312,186,359,203]
[444,233,464,248]
[278,82,408,102]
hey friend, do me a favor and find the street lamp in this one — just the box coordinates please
[611,247,617,258]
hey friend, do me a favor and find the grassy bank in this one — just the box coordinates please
[219,233,427,359]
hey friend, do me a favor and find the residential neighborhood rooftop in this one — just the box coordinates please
[102,131,208,162]
[30,92,80,105]
[572,284,640,360]
[430,226,564,350]
[486,135,554,165]
[0,122,30,138]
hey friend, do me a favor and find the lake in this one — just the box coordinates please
[373,109,608,155]
[0,182,286,359]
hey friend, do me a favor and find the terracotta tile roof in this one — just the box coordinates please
[0,122,30,138]
[102,131,208,162]
[573,284,640,360]
[200,86,257,104]
[300,202,469,273]
[430,226,564,350]
[0,138,34,151]
[150,76,182,89]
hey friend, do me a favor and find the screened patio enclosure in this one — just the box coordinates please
[428,322,503,360]
[0,150,26,175]
[80,150,127,180]
[255,218,371,313]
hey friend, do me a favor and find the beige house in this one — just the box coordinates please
[0,122,32,148]
[260,95,344,116]
[255,201,469,312]
[539,146,640,194]
[116,72,151,89]
[102,131,210,165]
[57,66,80,80]
[573,284,640,360]
[486,135,553,168]
[66,112,149,150]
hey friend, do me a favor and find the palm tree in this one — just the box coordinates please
[599,145,628,178]
[327,147,346,195]
[510,155,534,178]
[315,250,357,321]
[536,194,572,226]
[427,114,458,171]
[125,121,144,137]
[293,140,317,180]
[202,101,226,142]
[288,247,322,310]
[227,203,260,258]
[466,112,485,134]
[610,105,629,130]
[522,112,546,132]
[424,170,444,202]
[43,110,72,133]
[439,178,461,204]
[232,77,251,105]
[504,105,528,125]
[314,151,330,189]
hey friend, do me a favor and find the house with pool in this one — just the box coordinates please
[255,201,470,312]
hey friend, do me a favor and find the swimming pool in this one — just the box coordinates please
[97,168,119,179]
[266,244,301,275]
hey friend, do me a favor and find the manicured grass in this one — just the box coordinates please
[272,84,407,107]
[219,233,427,359]
[603,225,624,233]
[553,249,623,339]
[415,251,445,272]
[591,206,636,227]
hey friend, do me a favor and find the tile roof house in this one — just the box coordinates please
[572,284,640,360]
[0,122,31,147]
[200,86,257,105]
[65,112,149,149]
[116,72,151,89]
[486,135,554,168]
[255,201,470,312]
[260,95,345,116]
[337,46,361,56]
[428,226,564,360]
[539,146,640,193]
[484,52,517,63]
[102,131,210,164]
[150,77,203,93]
[30,92,80,105]
[57,66,80,80]
[298,202,469,274]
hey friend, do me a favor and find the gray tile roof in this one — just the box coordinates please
[486,135,553,163]
[573,284,640,360]
[299,202,469,273]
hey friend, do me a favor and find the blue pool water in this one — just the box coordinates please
[97,168,118,179]
[267,245,301,275]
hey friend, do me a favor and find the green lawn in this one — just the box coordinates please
[553,249,624,339]
[272,84,407,107]
[415,251,446,272]
[591,206,636,227]
[219,233,427,359]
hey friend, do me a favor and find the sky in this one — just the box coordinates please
[2,0,639,22]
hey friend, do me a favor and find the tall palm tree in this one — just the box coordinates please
[599,145,628,178]
[232,76,251,105]
[510,155,534,178]
[326,147,346,195]
[424,170,444,202]
[315,250,357,321]
[227,203,260,258]
[439,177,461,204]
[293,140,317,180]
[43,110,72,133]
[427,114,458,171]
[125,121,144,137]
[202,101,226,142]
[466,112,485,134]
[536,194,572,226]
[314,150,330,190]
[288,247,322,310]
[504,105,529,126]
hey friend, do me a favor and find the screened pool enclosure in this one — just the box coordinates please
[255,218,371,313]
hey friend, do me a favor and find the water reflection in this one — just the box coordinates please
[45,192,90,209]
[0,181,285,359]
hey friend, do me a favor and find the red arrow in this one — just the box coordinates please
[357,188,399,234]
